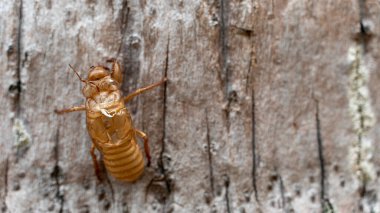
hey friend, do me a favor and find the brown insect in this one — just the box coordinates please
[56,59,166,182]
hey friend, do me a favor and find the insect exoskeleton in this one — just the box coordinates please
[56,59,167,182]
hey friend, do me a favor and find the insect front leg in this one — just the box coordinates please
[124,78,167,103]
[90,144,102,181]
[135,129,151,167]
[55,105,86,114]
[106,58,123,84]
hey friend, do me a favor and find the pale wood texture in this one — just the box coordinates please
[1,0,380,212]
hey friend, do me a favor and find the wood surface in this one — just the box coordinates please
[1,0,380,212]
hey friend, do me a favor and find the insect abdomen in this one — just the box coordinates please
[87,105,145,182]
[100,138,144,182]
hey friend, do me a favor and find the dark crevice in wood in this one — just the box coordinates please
[278,174,294,212]
[224,175,231,213]
[219,0,229,89]
[103,173,115,204]
[16,0,23,88]
[245,35,254,94]
[357,0,372,52]
[246,29,259,203]
[219,0,231,131]
[2,158,9,213]
[11,0,23,118]
[97,159,115,205]
[315,100,327,206]
[357,131,367,195]
[205,110,215,196]
[117,0,130,56]
[278,175,286,211]
[144,177,166,203]
[322,198,335,213]
[96,153,115,205]
[233,26,253,38]
[52,128,64,213]
[251,82,259,203]
[158,34,171,197]
[314,98,336,212]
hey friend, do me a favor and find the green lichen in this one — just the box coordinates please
[322,199,335,213]
[347,46,376,183]
[12,118,31,148]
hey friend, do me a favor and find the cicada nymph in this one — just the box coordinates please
[56,59,166,182]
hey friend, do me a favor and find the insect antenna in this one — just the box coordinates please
[68,64,100,92]
[69,64,86,83]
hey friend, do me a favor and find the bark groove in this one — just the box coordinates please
[1,1,380,212]
[315,100,326,204]
[158,35,171,195]
[52,129,64,213]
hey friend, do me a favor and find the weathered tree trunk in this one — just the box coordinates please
[1,0,380,212]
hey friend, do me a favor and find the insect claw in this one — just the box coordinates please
[54,109,66,115]
[106,58,116,63]
[94,171,103,183]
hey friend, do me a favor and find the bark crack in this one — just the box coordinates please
[205,111,215,196]
[10,0,23,117]
[322,198,335,213]
[158,34,171,195]
[219,0,229,89]
[251,81,259,203]
[224,175,231,213]
[245,33,254,93]
[245,25,259,203]
[98,158,115,205]
[2,158,9,213]
[357,0,372,52]
[104,172,115,203]
[314,100,328,206]
[219,0,231,130]
[279,175,286,211]
[117,0,130,56]
[52,129,64,213]
[278,174,293,212]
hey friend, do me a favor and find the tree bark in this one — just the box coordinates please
[1,0,380,212]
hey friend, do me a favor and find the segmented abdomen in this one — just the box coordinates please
[87,103,145,182]
[99,138,144,182]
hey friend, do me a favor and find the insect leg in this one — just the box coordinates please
[124,78,167,103]
[90,144,102,181]
[106,58,123,84]
[55,105,86,114]
[135,129,151,167]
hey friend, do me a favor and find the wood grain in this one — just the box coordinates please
[1,0,379,212]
